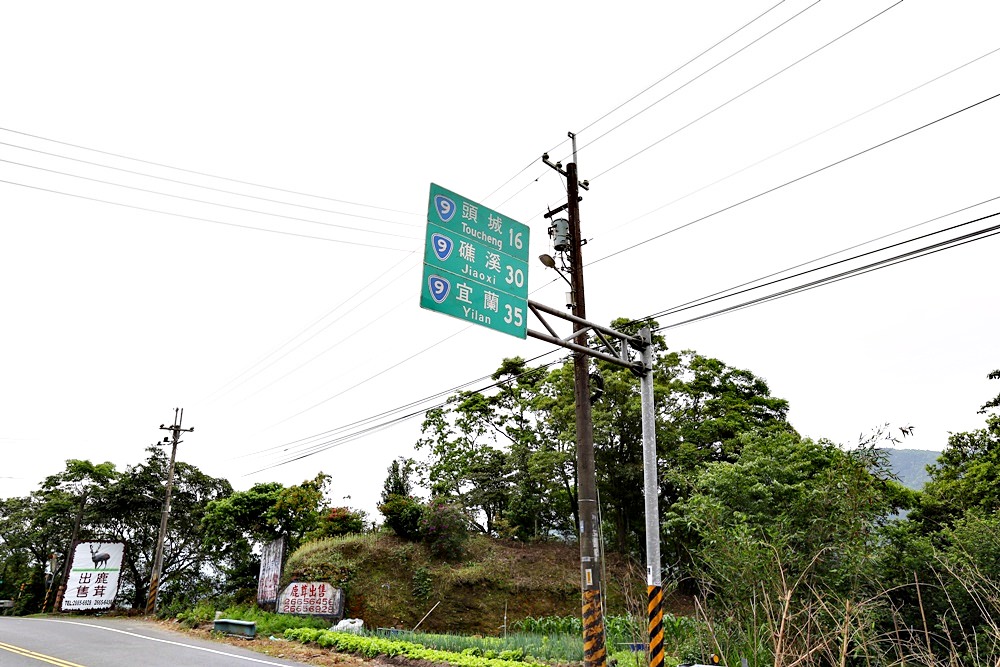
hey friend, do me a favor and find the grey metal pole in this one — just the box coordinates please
[566,162,607,667]
[640,327,664,667]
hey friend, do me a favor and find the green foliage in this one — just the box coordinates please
[977,368,1000,414]
[913,414,1000,527]
[411,566,433,600]
[283,628,548,667]
[412,335,796,558]
[511,614,581,635]
[213,603,328,636]
[175,600,219,628]
[382,458,417,503]
[420,497,469,560]
[668,430,902,599]
[308,506,367,540]
[379,494,424,539]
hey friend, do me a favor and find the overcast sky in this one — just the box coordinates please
[2,0,997,519]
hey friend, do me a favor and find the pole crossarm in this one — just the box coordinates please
[527,299,647,374]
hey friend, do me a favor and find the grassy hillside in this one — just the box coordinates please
[283,533,678,635]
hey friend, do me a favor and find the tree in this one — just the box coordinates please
[90,447,233,610]
[0,459,117,613]
[417,392,510,534]
[411,318,794,556]
[910,414,1000,529]
[201,473,335,601]
[977,368,1000,414]
[378,458,424,539]
[875,371,1000,662]
[380,457,416,503]
[667,430,907,663]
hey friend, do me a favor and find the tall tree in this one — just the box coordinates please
[0,459,117,613]
[90,447,233,610]
[413,318,794,555]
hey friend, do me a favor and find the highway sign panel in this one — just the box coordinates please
[423,222,528,300]
[427,183,530,264]
[420,264,526,338]
[421,184,530,339]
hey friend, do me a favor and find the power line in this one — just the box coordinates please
[245,89,1000,449]
[601,45,1000,237]
[590,0,906,181]
[0,178,413,250]
[654,211,1000,331]
[236,288,417,405]
[251,349,563,459]
[250,209,1000,472]
[590,89,1000,266]
[632,194,1000,326]
[0,156,419,240]
[570,0,817,157]
[265,326,472,429]
[480,0,791,208]
[0,127,422,217]
[645,206,1000,323]
[0,139,420,228]
[200,252,419,405]
[247,352,566,474]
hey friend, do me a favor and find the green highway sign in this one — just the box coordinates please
[420,264,527,338]
[423,222,528,300]
[420,184,530,338]
[427,183,530,263]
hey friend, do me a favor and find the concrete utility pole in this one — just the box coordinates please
[146,408,193,615]
[640,326,664,667]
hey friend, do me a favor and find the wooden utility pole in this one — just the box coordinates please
[146,408,193,614]
[51,490,87,612]
[565,160,606,667]
[541,136,606,667]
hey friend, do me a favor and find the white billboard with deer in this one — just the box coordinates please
[61,541,125,611]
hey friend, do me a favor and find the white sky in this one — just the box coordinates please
[1,1,998,520]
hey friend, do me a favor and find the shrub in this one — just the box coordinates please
[379,494,424,539]
[419,498,469,560]
[310,506,368,539]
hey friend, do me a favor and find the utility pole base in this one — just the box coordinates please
[648,585,664,667]
[582,588,607,667]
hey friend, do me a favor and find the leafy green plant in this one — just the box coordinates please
[371,628,582,662]
[175,600,218,629]
[412,566,433,600]
[284,629,549,667]
[214,603,328,636]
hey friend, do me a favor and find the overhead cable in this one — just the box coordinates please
[0,126,421,216]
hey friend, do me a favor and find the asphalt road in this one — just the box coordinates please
[0,616,315,666]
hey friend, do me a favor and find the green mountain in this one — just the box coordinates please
[883,448,940,490]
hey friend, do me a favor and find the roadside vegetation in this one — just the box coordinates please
[3,324,1000,666]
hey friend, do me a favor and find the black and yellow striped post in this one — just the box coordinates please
[582,588,607,667]
[647,584,664,667]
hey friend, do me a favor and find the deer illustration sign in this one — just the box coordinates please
[61,541,125,611]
